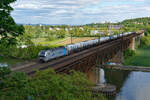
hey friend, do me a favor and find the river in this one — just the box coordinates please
[87,67,150,100]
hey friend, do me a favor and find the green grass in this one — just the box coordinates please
[124,46,150,67]
[32,38,68,46]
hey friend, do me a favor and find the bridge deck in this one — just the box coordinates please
[100,65,150,72]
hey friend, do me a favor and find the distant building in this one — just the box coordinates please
[134,22,143,25]
[69,28,73,30]
[108,25,123,30]
[39,24,42,26]
[65,28,69,32]
[108,25,124,35]
[79,27,84,30]
[55,27,60,30]
[90,30,99,35]
[90,30,107,35]
[99,31,105,35]
[49,27,53,30]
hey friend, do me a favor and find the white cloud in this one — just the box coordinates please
[14,4,39,9]
[11,0,150,25]
[133,0,145,1]
[55,10,68,14]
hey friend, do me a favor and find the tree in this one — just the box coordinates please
[145,25,150,36]
[0,0,24,45]
[0,69,106,100]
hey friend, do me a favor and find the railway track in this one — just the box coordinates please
[11,33,136,75]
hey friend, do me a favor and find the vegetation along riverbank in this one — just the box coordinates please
[123,26,150,67]
[0,68,106,100]
[124,46,150,67]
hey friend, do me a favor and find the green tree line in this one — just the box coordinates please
[0,68,106,100]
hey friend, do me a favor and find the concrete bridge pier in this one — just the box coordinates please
[95,68,105,84]
[132,31,145,49]
[135,31,144,47]
[129,32,144,50]
[129,37,135,51]
[96,67,101,84]
[140,32,145,37]
[135,36,141,47]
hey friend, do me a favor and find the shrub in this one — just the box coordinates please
[0,69,106,100]
[0,67,11,78]
[124,49,135,59]
[46,35,57,41]
[140,36,150,47]
[144,25,150,36]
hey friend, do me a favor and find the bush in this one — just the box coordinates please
[144,25,150,36]
[0,67,11,78]
[124,49,135,59]
[0,69,106,100]
[140,36,150,47]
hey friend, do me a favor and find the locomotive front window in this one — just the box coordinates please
[39,51,46,57]
[47,52,50,56]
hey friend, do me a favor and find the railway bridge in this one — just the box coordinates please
[12,31,144,75]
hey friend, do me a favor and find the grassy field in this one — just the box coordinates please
[32,37,97,46]
[58,37,97,45]
[124,46,150,67]
[32,38,67,46]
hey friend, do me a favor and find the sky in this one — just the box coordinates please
[11,0,150,25]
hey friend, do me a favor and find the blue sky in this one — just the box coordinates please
[11,0,150,25]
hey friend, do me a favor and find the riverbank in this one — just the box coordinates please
[124,46,150,67]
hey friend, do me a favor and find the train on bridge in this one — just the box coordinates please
[38,32,134,62]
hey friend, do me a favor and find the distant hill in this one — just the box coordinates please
[120,17,150,25]
[85,17,150,27]
[19,17,150,27]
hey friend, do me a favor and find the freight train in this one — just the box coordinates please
[38,32,134,62]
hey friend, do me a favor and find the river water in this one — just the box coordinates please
[87,67,150,100]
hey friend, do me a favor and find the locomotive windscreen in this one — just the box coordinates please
[39,50,46,57]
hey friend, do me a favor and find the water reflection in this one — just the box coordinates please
[0,63,9,67]
[87,67,150,100]
[115,71,150,100]
[104,69,130,93]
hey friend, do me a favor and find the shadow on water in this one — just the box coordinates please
[104,68,131,93]
[104,68,131,100]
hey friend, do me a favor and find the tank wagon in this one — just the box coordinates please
[38,32,135,62]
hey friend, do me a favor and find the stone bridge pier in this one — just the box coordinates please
[129,37,135,50]
[129,31,145,51]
